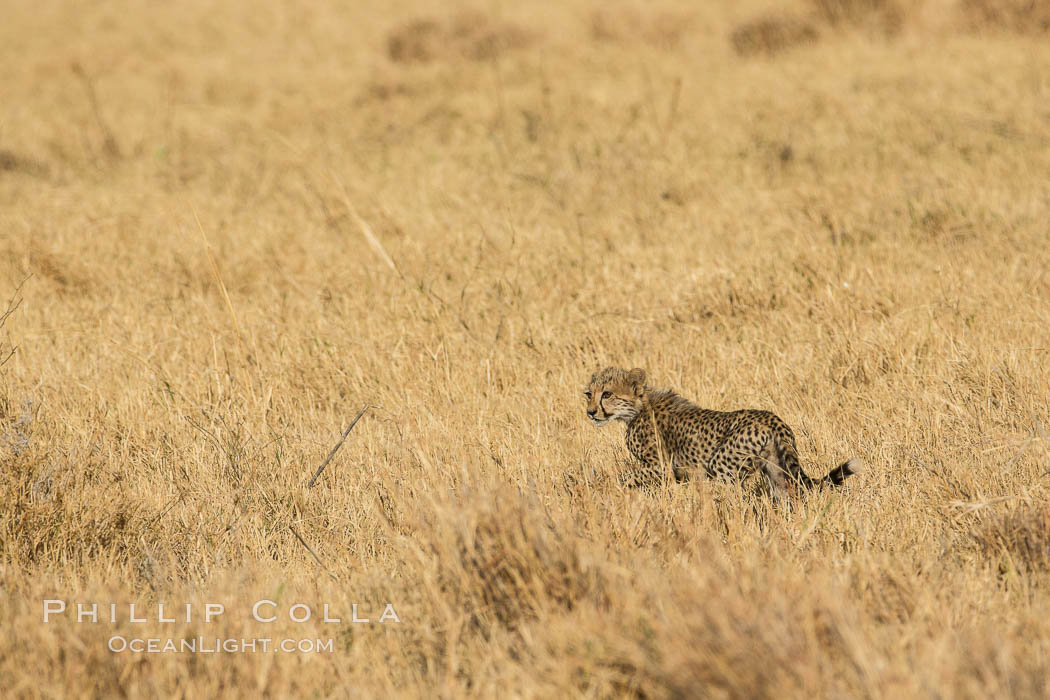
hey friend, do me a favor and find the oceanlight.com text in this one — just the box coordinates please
[107,636,335,654]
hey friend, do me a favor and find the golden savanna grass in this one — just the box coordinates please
[2,0,1050,696]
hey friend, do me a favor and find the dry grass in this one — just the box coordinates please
[387,11,536,64]
[961,0,1050,32]
[589,5,694,49]
[731,16,821,57]
[810,0,905,34]
[971,500,1050,574]
[2,0,1050,696]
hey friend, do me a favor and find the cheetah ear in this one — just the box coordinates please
[626,368,646,395]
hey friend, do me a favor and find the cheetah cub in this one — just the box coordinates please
[584,367,860,498]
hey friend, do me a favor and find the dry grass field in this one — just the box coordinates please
[2,0,1050,696]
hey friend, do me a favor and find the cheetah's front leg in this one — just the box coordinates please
[616,464,661,489]
[616,449,677,489]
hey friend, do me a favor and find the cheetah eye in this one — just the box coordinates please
[584,391,592,399]
[601,391,610,400]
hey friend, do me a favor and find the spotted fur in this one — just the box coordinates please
[584,367,860,498]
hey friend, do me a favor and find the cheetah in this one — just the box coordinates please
[584,367,860,498]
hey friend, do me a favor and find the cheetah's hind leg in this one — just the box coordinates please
[756,437,792,507]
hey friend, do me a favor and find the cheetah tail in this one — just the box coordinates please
[816,458,863,487]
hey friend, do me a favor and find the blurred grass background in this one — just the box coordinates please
[1,0,1049,696]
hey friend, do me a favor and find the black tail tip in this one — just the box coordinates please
[828,458,862,486]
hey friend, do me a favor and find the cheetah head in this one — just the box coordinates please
[584,367,647,426]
